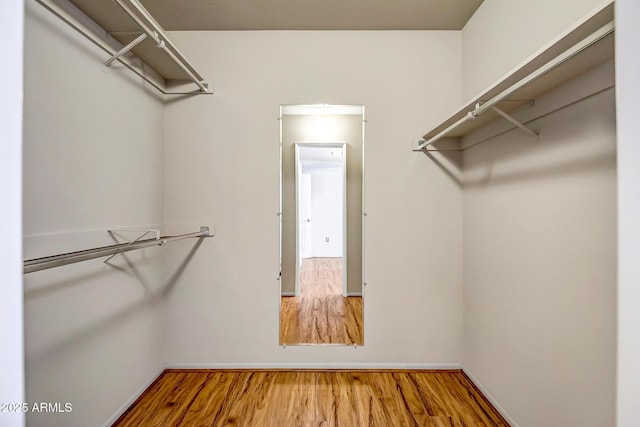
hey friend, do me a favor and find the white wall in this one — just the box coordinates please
[0,0,25,426]
[462,59,617,427]
[163,30,464,366]
[310,170,343,258]
[616,0,640,425]
[461,4,618,426]
[23,3,167,426]
[461,0,608,99]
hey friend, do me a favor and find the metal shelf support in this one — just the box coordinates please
[491,106,539,142]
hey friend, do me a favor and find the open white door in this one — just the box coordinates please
[299,173,312,260]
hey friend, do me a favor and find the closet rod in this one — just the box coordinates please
[113,0,209,93]
[417,21,614,151]
[24,227,211,274]
[35,0,210,95]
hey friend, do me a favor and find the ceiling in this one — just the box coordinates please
[61,0,483,84]
[69,0,484,32]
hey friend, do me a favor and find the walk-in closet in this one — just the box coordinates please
[2,0,639,426]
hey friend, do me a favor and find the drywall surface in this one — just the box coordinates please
[23,3,166,426]
[616,0,640,425]
[0,0,25,426]
[281,114,361,295]
[163,30,464,364]
[310,171,344,258]
[462,61,616,427]
[461,0,609,99]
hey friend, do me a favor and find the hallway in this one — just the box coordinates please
[280,258,363,345]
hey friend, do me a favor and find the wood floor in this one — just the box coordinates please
[280,257,363,345]
[113,370,509,427]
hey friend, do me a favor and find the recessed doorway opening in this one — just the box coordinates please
[295,143,347,297]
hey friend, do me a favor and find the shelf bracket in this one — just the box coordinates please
[104,228,160,263]
[491,106,539,142]
[104,33,147,66]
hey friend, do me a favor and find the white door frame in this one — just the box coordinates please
[295,142,347,296]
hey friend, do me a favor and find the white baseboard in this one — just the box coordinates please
[346,292,362,297]
[462,366,519,427]
[101,367,165,427]
[165,362,462,370]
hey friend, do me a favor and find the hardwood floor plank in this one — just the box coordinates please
[453,372,509,426]
[115,372,207,427]
[391,371,436,425]
[366,372,418,426]
[280,258,363,345]
[113,370,509,427]
[331,373,352,425]
[179,372,234,427]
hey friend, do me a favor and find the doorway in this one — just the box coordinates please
[295,143,347,297]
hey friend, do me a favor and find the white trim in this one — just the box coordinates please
[165,362,463,370]
[617,2,640,426]
[361,107,366,323]
[282,105,364,116]
[101,367,166,427]
[280,291,295,297]
[461,366,519,427]
[0,0,25,425]
[341,143,348,296]
[346,292,362,297]
[294,144,301,296]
